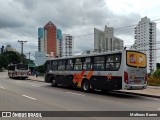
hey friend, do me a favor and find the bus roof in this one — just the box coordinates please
[46,49,146,61]
[46,50,144,61]
[46,50,122,61]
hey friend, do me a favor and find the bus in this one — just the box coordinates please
[44,50,147,92]
[8,63,29,79]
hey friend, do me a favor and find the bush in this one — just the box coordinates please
[147,76,160,86]
[153,69,160,78]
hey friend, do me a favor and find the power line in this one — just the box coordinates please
[74,18,160,38]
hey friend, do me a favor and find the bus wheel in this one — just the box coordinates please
[82,80,90,92]
[51,78,57,87]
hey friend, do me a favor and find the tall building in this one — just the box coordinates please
[56,29,62,57]
[38,21,57,57]
[94,26,124,52]
[38,28,44,52]
[44,21,57,57]
[62,34,74,57]
[133,16,156,73]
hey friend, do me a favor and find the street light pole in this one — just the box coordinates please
[18,40,27,63]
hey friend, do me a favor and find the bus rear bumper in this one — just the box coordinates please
[125,84,147,90]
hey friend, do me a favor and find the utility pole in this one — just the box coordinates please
[18,40,27,63]
[26,52,31,63]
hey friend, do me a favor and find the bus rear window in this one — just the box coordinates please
[126,51,146,68]
[16,64,28,70]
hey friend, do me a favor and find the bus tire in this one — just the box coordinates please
[82,80,90,93]
[51,77,57,87]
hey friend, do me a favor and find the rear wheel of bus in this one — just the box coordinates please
[82,80,90,92]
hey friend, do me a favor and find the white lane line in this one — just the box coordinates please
[0,86,5,89]
[66,92,85,96]
[22,95,37,100]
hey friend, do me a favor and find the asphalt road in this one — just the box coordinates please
[0,71,160,120]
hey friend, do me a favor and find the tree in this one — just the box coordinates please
[0,51,21,68]
[35,65,45,74]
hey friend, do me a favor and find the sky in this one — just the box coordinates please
[0,0,160,62]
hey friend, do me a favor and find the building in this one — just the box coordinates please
[36,21,74,66]
[38,21,57,57]
[94,26,124,52]
[44,21,57,57]
[56,29,62,57]
[38,28,45,53]
[5,45,16,52]
[62,34,74,57]
[0,46,5,54]
[133,16,156,73]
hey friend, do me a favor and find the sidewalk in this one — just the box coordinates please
[28,75,44,82]
[28,76,160,98]
[118,86,160,99]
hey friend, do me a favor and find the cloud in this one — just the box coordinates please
[0,0,160,63]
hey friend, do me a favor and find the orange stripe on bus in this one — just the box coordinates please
[86,71,94,80]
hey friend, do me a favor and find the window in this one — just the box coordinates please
[45,61,50,71]
[93,56,105,70]
[58,60,66,70]
[51,60,58,70]
[83,57,92,70]
[16,64,28,70]
[66,59,73,70]
[74,58,82,70]
[106,54,121,71]
[8,66,15,70]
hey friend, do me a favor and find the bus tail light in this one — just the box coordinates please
[124,71,128,84]
[145,74,148,83]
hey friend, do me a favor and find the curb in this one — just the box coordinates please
[147,86,160,89]
[27,78,44,83]
[113,91,160,99]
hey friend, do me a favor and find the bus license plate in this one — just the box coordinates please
[134,80,140,84]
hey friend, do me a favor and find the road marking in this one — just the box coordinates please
[0,86,5,89]
[66,92,85,96]
[22,95,37,100]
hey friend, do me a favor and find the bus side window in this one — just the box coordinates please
[74,58,82,70]
[58,60,65,70]
[83,57,91,70]
[66,59,73,70]
[51,60,58,70]
[93,56,105,71]
[106,54,121,71]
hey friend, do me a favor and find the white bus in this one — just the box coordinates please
[8,63,29,79]
[44,50,147,92]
